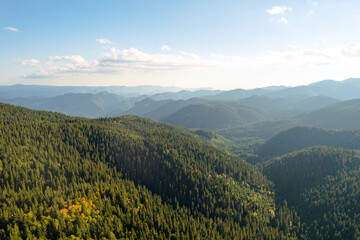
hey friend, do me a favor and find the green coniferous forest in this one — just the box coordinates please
[3,102,360,239]
[0,103,298,239]
[263,147,360,239]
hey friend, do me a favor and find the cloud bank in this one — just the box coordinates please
[17,42,360,81]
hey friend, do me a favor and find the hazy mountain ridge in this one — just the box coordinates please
[0,78,359,129]
[213,97,360,144]
[206,78,360,101]
[149,89,223,101]
[0,84,187,98]
[264,78,360,100]
[157,95,340,130]
[1,91,145,118]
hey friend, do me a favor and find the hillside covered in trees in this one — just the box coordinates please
[0,103,298,239]
[263,147,360,239]
[258,127,360,158]
[3,102,360,239]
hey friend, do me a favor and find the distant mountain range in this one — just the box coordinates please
[205,78,360,101]
[0,92,145,118]
[138,95,340,129]
[0,84,187,98]
[216,98,360,143]
[266,78,360,100]
[1,78,360,133]
[149,89,223,100]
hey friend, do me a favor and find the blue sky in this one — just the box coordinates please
[1,0,360,89]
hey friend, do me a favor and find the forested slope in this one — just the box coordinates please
[263,147,360,239]
[0,103,298,239]
[259,127,360,158]
[298,99,360,129]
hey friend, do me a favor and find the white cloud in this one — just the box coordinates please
[19,55,99,79]
[161,45,170,51]
[96,38,112,44]
[101,47,216,71]
[47,55,88,65]
[267,6,292,15]
[20,48,223,79]
[342,42,360,57]
[17,59,39,66]
[46,55,98,75]
[4,26,19,32]
[18,42,360,82]
[24,70,51,79]
[278,17,288,24]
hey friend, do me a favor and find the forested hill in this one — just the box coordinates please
[263,147,360,239]
[0,103,298,239]
[298,99,360,129]
[259,127,360,158]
